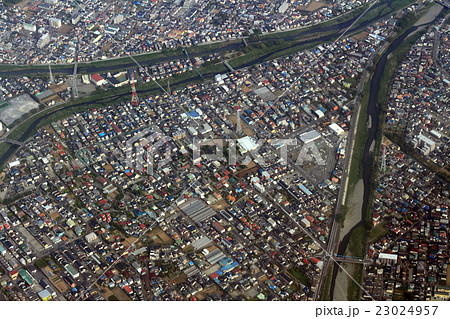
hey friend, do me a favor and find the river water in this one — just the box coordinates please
[330,4,446,300]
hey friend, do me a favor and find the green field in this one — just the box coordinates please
[320,263,334,301]
[347,264,364,300]
[289,267,312,288]
[336,78,370,225]
[368,221,390,243]
[341,3,438,300]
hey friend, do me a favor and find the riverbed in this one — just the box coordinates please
[330,3,446,300]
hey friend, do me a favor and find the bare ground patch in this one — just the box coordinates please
[146,227,174,245]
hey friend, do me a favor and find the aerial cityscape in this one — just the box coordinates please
[0,0,448,305]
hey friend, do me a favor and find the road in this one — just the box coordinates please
[319,4,447,300]
[0,0,401,78]
[432,12,450,79]
[0,0,410,171]
[314,33,392,300]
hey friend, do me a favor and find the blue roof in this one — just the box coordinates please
[188,110,200,118]
[218,256,233,267]
[299,184,312,196]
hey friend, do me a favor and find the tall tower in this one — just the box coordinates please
[381,145,386,174]
[242,36,248,47]
[236,109,242,135]
[130,69,139,106]
[72,36,79,98]
[131,82,139,106]
[49,64,54,83]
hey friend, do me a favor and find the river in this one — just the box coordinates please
[330,3,446,300]
[0,0,402,168]
[0,0,395,77]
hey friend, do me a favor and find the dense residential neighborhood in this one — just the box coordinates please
[0,0,447,306]
[0,0,368,64]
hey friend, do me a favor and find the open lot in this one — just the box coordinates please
[45,267,69,294]
[146,227,174,245]
[228,114,255,136]
[210,199,230,211]
[305,1,329,12]
[111,286,132,301]
[0,94,40,126]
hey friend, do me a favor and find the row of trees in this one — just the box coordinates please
[3,0,22,6]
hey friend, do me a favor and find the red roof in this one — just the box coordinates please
[123,285,133,294]
[111,123,121,133]
[210,272,219,279]
[91,73,103,82]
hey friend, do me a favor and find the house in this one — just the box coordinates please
[90,73,106,86]
[85,232,98,243]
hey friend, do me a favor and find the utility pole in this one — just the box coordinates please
[236,109,242,135]
[130,70,139,106]
[72,35,79,98]
[49,64,54,83]
[381,145,386,174]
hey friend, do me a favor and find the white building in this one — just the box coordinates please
[300,218,311,228]
[299,130,321,144]
[85,232,98,243]
[113,14,124,24]
[430,130,441,139]
[412,133,435,156]
[49,18,62,28]
[329,122,345,135]
[8,160,20,169]
[377,253,398,265]
[188,127,198,136]
[278,2,290,14]
[254,182,265,193]
[237,136,258,154]
[23,23,37,32]
[37,34,50,48]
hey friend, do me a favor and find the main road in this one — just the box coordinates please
[319,3,446,301]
